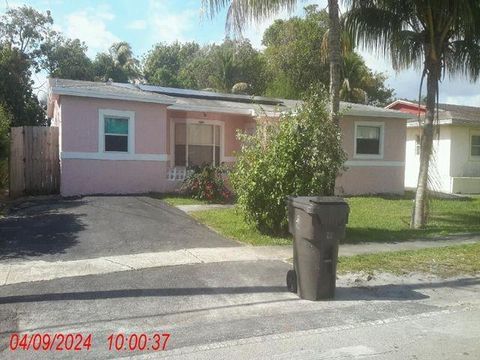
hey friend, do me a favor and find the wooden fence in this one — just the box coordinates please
[9,126,60,198]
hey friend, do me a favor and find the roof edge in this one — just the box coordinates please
[386,99,426,110]
[50,86,176,105]
[343,107,413,119]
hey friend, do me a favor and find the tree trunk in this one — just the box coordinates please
[326,0,342,196]
[412,67,436,228]
[328,0,341,126]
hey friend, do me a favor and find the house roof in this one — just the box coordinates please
[49,78,176,106]
[387,99,480,127]
[48,78,411,119]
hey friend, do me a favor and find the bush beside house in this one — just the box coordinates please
[231,90,347,235]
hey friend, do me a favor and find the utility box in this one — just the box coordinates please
[287,196,349,300]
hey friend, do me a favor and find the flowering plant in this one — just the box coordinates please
[181,164,233,203]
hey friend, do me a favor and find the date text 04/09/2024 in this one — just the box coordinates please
[9,333,171,352]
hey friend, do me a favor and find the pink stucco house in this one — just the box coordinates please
[47,79,410,197]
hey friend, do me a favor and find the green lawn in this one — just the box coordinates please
[190,194,480,245]
[346,194,480,243]
[337,242,480,277]
[149,193,209,206]
[191,209,291,245]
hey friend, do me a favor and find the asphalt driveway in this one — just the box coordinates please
[0,196,237,263]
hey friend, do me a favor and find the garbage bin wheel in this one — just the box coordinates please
[286,269,297,293]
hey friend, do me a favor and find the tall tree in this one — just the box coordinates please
[94,42,139,82]
[0,45,45,126]
[201,0,342,116]
[328,0,341,125]
[143,41,200,87]
[339,52,393,105]
[345,0,480,228]
[201,39,266,93]
[262,6,330,98]
[0,5,53,69]
[262,5,392,103]
[40,35,94,80]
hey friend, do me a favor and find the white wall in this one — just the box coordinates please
[450,126,480,178]
[404,126,451,193]
[405,128,420,189]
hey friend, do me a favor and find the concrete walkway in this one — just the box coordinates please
[338,234,480,256]
[0,246,289,286]
[1,235,478,286]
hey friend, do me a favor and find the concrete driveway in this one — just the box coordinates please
[0,196,237,263]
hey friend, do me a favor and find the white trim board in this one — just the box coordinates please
[345,160,404,167]
[62,152,169,161]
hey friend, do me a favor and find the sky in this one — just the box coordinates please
[3,0,480,105]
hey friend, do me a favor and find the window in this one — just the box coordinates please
[174,122,221,167]
[99,109,134,154]
[355,123,384,157]
[105,117,129,152]
[472,135,480,157]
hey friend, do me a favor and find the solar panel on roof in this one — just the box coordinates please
[137,84,284,106]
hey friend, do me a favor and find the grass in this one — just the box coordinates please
[149,193,209,206]
[346,194,480,243]
[191,209,292,246]
[337,242,480,277]
[190,194,480,246]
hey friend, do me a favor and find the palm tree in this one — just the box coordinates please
[328,0,341,124]
[210,47,236,92]
[345,0,480,228]
[201,0,342,125]
[108,41,139,81]
[340,53,368,103]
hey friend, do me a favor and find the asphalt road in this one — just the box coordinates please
[0,196,237,263]
[0,260,479,359]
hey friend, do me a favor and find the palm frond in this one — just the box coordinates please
[202,0,297,35]
[390,30,424,71]
[344,6,404,58]
[320,28,355,63]
[446,40,480,81]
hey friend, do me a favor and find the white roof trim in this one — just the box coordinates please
[342,108,412,119]
[51,87,176,105]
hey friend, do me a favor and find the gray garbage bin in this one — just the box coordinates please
[287,196,349,300]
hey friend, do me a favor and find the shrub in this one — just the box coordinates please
[181,164,233,203]
[231,89,347,235]
[0,104,11,189]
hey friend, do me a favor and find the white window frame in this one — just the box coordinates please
[354,121,385,160]
[170,118,224,167]
[470,130,480,160]
[99,109,135,154]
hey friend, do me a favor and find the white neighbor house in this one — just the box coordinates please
[387,100,480,194]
